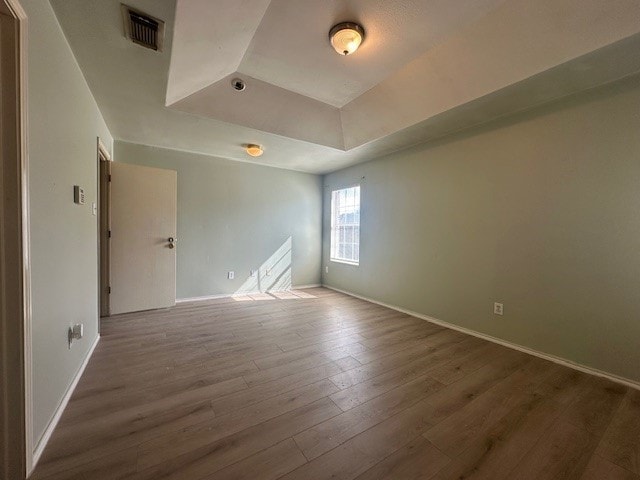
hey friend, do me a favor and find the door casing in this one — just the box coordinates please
[98,140,111,321]
[0,0,31,477]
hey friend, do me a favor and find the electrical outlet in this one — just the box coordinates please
[68,323,84,348]
[250,269,257,277]
[228,271,235,280]
[494,302,504,316]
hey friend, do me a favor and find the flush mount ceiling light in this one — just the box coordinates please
[245,144,263,157]
[329,22,365,56]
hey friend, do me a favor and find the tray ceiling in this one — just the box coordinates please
[51,0,640,173]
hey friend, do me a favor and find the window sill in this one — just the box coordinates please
[330,258,359,266]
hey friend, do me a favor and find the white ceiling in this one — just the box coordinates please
[237,0,509,107]
[166,0,271,106]
[50,0,640,173]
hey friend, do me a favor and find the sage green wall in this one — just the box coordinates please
[25,0,113,444]
[322,76,640,384]
[115,141,322,298]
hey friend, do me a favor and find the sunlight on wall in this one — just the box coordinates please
[230,237,318,301]
[234,237,292,296]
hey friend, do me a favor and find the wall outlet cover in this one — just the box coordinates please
[68,323,84,348]
[228,271,235,280]
[494,302,504,315]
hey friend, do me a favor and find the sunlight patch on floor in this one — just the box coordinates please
[231,289,317,302]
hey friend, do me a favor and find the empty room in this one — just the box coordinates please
[2,0,640,479]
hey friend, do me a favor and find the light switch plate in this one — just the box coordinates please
[73,185,85,205]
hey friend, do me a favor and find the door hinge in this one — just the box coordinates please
[108,230,111,238]
[108,174,112,182]
[108,286,111,294]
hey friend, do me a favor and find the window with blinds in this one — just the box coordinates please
[330,185,360,265]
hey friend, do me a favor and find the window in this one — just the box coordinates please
[330,185,360,265]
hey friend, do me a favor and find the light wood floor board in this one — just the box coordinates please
[30,288,640,480]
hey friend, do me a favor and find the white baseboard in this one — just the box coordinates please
[176,293,232,303]
[324,285,640,392]
[176,284,322,304]
[32,334,100,468]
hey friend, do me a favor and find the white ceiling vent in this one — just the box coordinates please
[121,4,164,52]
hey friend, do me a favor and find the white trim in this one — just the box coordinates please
[176,293,233,303]
[97,137,111,321]
[329,258,359,266]
[31,335,100,468]
[292,283,322,289]
[2,0,31,475]
[324,285,640,392]
[97,137,111,161]
[176,285,322,304]
[329,185,361,266]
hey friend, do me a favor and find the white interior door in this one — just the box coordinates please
[109,162,177,315]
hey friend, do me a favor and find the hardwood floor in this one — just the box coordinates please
[30,287,640,480]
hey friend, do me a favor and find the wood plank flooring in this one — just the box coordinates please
[30,287,640,480]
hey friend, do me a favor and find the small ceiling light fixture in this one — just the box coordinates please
[329,22,365,56]
[245,144,263,157]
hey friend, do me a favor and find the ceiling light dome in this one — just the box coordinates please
[329,22,365,56]
[245,144,263,157]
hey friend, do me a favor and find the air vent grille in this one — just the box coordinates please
[129,12,158,49]
[121,4,164,52]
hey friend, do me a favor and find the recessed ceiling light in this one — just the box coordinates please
[231,78,246,91]
[329,22,365,56]
[245,144,263,157]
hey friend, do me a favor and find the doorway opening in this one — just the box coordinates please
[98,140,111,322]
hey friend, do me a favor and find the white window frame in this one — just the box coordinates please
[330,185,360,266]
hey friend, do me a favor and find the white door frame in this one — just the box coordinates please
[97,137,111,323]
[0,0,31,477]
